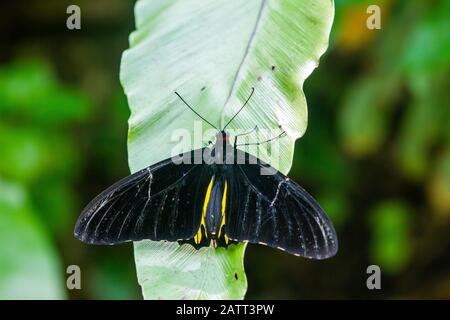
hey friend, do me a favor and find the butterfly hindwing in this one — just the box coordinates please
[74,148,213,244]
[224,150,338,259]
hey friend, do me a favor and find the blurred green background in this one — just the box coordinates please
[0,0,449,299]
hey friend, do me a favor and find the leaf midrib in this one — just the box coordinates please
[220,0,267,128]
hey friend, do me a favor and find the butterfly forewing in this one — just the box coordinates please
[75,148,213,244]
[224,150,338,259]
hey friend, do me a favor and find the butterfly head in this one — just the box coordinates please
[213,131,231,162]
[217,130,229,142]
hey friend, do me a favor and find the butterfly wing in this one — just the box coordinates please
[224,150,338,259]
[74,148,213,245]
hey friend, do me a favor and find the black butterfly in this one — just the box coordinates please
[74,88,338,259]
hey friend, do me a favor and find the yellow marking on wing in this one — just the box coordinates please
[194,176,215,244]
[218,180,228,244]
[194,231,201,244]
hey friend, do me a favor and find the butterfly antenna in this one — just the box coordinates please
[223,87,255,130]
[174,92,218,130]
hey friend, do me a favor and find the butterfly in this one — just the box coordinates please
[74,88,338,259]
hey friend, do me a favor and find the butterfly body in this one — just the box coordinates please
[186,131,236,248]
[203,175,225,237]
[193,173,229,248]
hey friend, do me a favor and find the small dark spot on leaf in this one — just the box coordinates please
[271,65,276,71]
[201,86,206,91]
[257,76,262,81]
[234,273,238,280]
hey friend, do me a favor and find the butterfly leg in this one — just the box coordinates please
[233,125,259,146]
[236,130,287,147]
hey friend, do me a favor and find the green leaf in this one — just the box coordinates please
[0,59,91,125]
[121,0,333,299]
[0,60,55,111]
[134,241,247,299]
[428,148,450,214]
[338,74,399,157]
[0,125,80,184]
[0,179,65,299]
[401,1,450,78]
[369,201,413,274]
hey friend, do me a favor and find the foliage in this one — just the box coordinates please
[0,0,449,299]
[121,0,333,299]
[0,60,89,299]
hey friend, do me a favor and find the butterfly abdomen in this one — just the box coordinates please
[204,179,224,237]
[192,174,230,247]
